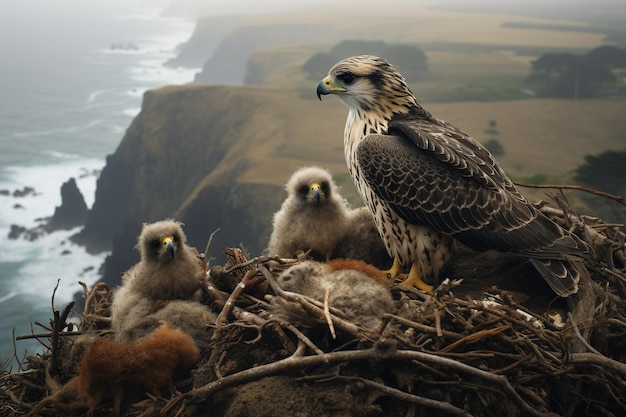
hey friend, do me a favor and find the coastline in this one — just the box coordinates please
[0,5,198,365]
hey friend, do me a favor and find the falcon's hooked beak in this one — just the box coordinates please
[163,237,176,258]
[316,76,346,100]
[310,183,322,204]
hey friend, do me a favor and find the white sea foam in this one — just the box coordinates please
[96,46,157,56]
[0,291,18,304]
[41,150,80,159]
[86,89,108,104]
[12,227,109,304]
[121,108,141,117]
[130,61,198,84]
[125,88,146,97]
[109,125,127,135]
[13,119,104,139]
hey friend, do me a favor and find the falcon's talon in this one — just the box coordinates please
[401,263,434,292]
[383,257,404,279]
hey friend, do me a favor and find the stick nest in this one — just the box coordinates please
[2,202,625,417]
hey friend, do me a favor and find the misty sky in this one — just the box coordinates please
[0,0,622,69]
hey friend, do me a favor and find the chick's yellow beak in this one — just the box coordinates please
[310,182,322,203]
[163,237,175,258]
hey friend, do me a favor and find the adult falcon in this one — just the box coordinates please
[316,55,588,296]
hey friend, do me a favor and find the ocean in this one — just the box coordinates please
[0,2,197,367]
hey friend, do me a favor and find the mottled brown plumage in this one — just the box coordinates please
[317,55,588,296]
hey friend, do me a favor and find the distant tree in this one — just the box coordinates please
[484,120,499,136]
[529,52,580,81]
[484,139,505,157]
[584,45,626,68]
[574,149,626,223]
[527,45,625,98]
[482,120,504,156]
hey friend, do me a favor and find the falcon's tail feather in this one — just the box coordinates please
[529,258,580,297]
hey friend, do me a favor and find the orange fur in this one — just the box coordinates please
[326,258,390,287]
[77,321,199,416]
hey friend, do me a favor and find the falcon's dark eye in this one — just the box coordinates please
[149,240,160,249]
[338,73,355,85]
[298,185,309,196]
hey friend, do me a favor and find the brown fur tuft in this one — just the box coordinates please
[326,258,389,287]
[76,321,199,416]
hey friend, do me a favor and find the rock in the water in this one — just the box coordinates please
[46,178,88,232]
[8,224,45,241]
[13,186,36,197]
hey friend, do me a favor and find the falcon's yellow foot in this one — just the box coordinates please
[384,257,405,279]
[402,263,434,292]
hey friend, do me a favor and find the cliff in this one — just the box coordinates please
[72,84,350,285]
[193,23,331,85]
[164,15,246,69]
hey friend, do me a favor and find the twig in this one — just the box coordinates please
[204,228,220,258]
[567,312,602,356]
[231,306,297,354]
[337,375,474,417]
[214,269,258,328]
[435,307,443,337]
[224,255,270,275]
[384,314,463,340]
[514,182,626,206]
[15,331,85,341]
[569,353,626,377]
[49,280,61,376]
[323,287,336,339]
[440,325,510,353]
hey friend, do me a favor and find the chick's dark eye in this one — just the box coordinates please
[339,73,355,84]
[149,240,160,249]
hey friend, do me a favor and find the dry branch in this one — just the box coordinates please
[514,182,626,207]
